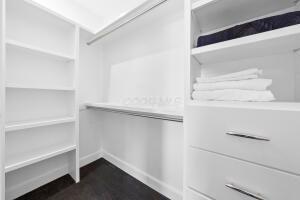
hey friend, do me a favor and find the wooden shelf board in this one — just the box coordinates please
[5,117,76,132]
[6,39,75,61]
[192,25,300,64]
[5,144,76,173]
[85,102,184,122]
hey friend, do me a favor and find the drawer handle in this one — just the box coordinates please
[226,131,270,141]
[226,183,266,200]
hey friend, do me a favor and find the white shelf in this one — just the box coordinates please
[86,102,184,122]
[191,0,295,33]
[188,100,300,111]
[6,39,75,61]
[6,84,75,91]
[192,25,300,64]
[5,144,76,173]
[5,117,76,132]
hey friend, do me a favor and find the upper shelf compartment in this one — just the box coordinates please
[6,0,76,57]
[191,0,296,33]
[192,24,300,64]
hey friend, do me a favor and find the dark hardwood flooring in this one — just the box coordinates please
[16,158,169,200]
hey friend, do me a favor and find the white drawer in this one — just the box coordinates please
[187,148,300,200]
[186,189,212,200]
[186,105,300,175]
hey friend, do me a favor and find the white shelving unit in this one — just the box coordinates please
[184,0,300,199]
[0,0,80,199]
[186,0,300,106]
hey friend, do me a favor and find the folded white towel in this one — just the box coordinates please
[196,68,263,83]
[192,89,275,102]
[193,79,272,91]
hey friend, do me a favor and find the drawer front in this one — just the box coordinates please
[187,148,300,200]
[186,189,212,200]
[186,105,300,175]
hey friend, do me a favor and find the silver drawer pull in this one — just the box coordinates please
[226,183,266,200]
[226,131,270,141]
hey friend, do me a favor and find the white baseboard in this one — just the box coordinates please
[102,150,183,200]
[6,151,102,200]
[6,151,182,200]
[80,150,103,167]
[6,165,69,200]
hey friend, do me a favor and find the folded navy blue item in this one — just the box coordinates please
[197,11,300,47]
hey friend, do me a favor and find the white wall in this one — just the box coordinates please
[94,0,185,199]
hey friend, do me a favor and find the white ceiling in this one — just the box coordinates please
[74,0,146,19]
[31,0,147,33]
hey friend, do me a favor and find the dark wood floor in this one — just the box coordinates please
[16,158,169,200]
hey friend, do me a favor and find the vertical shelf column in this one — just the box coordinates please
[0,0,5,199]
[69,25,80,183]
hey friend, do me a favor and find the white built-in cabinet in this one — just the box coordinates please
[184,0,300,200]
[0,0,80,199]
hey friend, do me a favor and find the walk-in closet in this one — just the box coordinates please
[1,0,300,199]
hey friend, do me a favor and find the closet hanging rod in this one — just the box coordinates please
[86,104,183,122]
[87,0,168,45]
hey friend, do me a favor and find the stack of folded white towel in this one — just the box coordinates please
[192,68,275,102]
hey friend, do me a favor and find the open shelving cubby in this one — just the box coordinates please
[187,0,300,109]
[1,0,80,199]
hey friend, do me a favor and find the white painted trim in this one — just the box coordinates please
[5,151,181,200]
[80,150,103,168]
[102,150,183,200]
[6,151,103,200]
[6,165,69,200]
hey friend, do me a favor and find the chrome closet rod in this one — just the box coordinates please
[86,107,183,122]
[87,0,168,45]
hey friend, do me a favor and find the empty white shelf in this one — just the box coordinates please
[5,117,76,132]
[6,84,75,91]
[192,25,300,64]
[6,39,75,61]
[86,102,184,122]
[5,144,76,173]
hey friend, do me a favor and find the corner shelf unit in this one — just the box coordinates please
[0,0,80,199]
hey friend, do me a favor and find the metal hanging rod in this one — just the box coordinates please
[86,104,183,122]
[87,0,168,45]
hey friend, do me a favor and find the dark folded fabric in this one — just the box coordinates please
[197,11,300,47]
